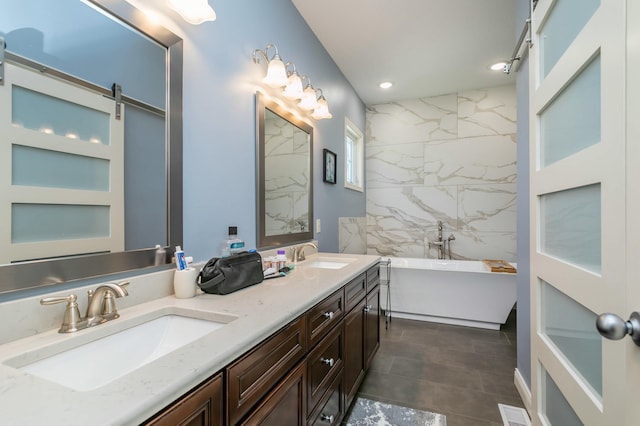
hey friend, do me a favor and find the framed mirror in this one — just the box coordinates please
[256,92,314,249]
[0,0,183,295]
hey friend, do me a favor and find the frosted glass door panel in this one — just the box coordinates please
[12,146,109,191]
[540,56,601,167]
[541,184,601,273]
[542,369,583,426]
[541,281,602,397]
[540,0,600,77]
[12,204,110,243]
[12,86,110,145]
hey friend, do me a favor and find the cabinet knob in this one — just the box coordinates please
[320,414,334,423]
[320,357,335,367]
[323,311,334,320]
[364,304,372,313]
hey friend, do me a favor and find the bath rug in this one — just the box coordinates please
[346,397,446,426]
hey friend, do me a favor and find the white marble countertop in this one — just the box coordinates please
[0,253,379,426]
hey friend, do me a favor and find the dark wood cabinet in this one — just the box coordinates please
[145,262,380,426]
[307,320,343,414]
[239,360,306,426]
[343,264,380,409]
[366,264,380,293]
[226,316,306,425]
[144,372,223,426]
[307,370,344,426]
[343,297,365,408]
[364,284,380,370]
[306,289,344,349]
[344,272,366,312]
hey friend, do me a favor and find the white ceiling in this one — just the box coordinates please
[291,0,518,105]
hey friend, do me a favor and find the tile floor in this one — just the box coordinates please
[350,310,525,425]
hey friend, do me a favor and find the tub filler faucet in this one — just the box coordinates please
[428,221,455,260]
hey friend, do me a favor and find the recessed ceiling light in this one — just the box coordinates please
[379,81,393,89]
[490,62,507,71]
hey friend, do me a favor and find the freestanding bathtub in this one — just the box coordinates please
[379,257,517,330]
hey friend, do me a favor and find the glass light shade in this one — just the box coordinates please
[264,57,288,88]
[311,97,332,119]
[283,73,304,100]
[298,85,318,110]
[167,0,216,25]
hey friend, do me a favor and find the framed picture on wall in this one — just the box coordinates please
[323,149,337,184]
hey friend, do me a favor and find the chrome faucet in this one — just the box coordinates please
[40,281,129,333]
[85,282,129,326]
[428,221,455,260]
[289,242,318,262]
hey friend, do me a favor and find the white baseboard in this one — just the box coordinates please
[514,368,533,418]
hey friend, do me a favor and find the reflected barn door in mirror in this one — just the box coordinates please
[0,0,183,296]
[0,63,124,264]
[256,92,314,249]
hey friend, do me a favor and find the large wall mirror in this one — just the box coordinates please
[0,0,183,295]
[256,93,314,249]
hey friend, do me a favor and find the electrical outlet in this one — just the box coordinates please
[316,219,321,233]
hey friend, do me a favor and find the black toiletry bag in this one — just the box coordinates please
[198,251,264,295]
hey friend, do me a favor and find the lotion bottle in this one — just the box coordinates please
[223,226,245,256]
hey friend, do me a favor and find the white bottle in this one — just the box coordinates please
[154,244,167,265]
[222,226,245,257]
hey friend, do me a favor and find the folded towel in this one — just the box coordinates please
[482,259,517,273]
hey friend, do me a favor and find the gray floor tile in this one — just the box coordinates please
[355,311,525,425]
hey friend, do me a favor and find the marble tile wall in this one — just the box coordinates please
[338,217,367,254]
[365,85,517,261]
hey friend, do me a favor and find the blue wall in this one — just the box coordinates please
[515,0,531,389]
[162,0,366,260]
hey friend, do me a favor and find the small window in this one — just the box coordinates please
[344,118,364,192]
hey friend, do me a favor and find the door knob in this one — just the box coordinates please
[596,311,640,346]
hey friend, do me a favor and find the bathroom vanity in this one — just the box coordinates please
[0,253,380,425]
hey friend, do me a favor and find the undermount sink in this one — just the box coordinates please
[6,309,236,391]
[304,256,356,270]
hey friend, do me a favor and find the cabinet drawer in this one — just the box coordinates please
[305,289,343,349]
[227,316,306,425]
[239,360,306,426]
[307,321,343,414]
[307,371,344,426]
[366,264,380,293]
[145,372,223,426]
[343,272,366,312]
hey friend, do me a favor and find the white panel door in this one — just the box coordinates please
[530,0,640,425]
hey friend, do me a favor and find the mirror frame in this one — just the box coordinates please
[256,92,314,249]
[0,0,183,295]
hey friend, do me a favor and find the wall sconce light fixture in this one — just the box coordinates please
[282,63,303,100]
[167,0,216,25]
[253,43,332,120]
[298,77,319,111]
[311,89,332,120]
[252,44,288,88]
